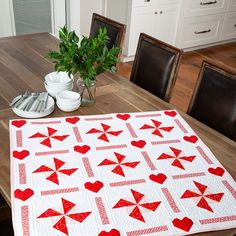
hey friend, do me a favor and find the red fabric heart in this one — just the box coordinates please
[131,140,146,148]
[74,145,90,154]
[14,188,34,201]
[183,135,198,143]
[12,120,26,128]
[116,114,130,121]
[84,181,104,193]
[98,229,120,236]
[208,167,225,177]
[164,111,177,117]
[65,117,80,124]
[13,150,30,160]
[172,217,193,232]
[149,173,167,184]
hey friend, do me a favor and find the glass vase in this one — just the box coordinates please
[76,78,96,106]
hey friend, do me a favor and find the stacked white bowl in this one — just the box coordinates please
[56,91,81,112]
[44,72,73,98]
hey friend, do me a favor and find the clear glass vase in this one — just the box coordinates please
[76,78,96,106]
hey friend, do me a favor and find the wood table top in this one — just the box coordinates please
[0,33,235,236]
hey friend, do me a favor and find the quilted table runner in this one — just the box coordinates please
[10,110,236,236]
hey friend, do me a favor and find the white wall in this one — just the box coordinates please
[67,0,80,36]
[79,0,104,37]
[0,0,14,37]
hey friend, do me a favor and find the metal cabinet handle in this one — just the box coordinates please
[144,0,150,2]
[234,24,236,27]
[154,11,158,14]
[200,0,217,5]
[160,11,163,14]
[194,29,211,34]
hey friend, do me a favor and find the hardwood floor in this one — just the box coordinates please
[117,42,236,112]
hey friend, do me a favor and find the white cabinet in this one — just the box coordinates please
[176,0,236,49]
[106,0,181,60]
[221,12,236,40]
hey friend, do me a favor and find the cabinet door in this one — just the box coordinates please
[126,4,180,57]
[154,4,179,44]
[127,6,156,56]
[221,12,236,40]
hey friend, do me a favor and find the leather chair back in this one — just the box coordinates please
[187,60,236,140]
[90,13,126,50]
[130,33,182,102]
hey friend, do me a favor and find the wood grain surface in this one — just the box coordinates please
[0,33,235,236]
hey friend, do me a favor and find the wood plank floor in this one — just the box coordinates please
[117,42,236,112]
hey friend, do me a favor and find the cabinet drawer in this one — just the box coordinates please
[179,14,224,48]
[132,0,179,7]
[183,0,227,17]
[227,0,236,12]
[221,12,236,40]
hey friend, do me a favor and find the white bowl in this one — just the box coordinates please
[45,72,73,85]
[56,91,81,103]
[56,101,81,112]
[45,82,73,98]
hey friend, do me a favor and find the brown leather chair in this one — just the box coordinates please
[187,60,236,140]
[0,194,13,235]
[90,13,126,50]
[130,33,182,102]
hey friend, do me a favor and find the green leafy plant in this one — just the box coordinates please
[46,26,120,88]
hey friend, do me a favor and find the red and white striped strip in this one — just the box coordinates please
[161,188,181,213]
[126,226,168,236]
[82,157,94,178]
[174,119,188,134]
[41,187,79,196]
[85,117,113,121]
[222,180,236,200]
[126,123,138,138]
[21,205,30,236]
[141,151,157,170]
[35,149,69,156]
[19,163,26,184]
[151,140,181,145]
[31,121,61,125]
[95,197,110,225]
[199,215,236,225]
[135,113,162,118]
[172,172,206,180]
[196,146,213,164]
[96,144,127,151]
[16,130,23,147]
[72,127,83,142]
[109,179,146,187]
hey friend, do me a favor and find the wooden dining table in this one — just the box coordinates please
[0,33,235,236]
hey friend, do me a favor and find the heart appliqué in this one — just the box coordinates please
[172,217,193,232]
[84,181,104,193]
[66,117,80,124]
[14,188,34,201]
[13,150,30,160]
[149,173,167,184]
[131,140,146,148]
[12,120,26,128]
[74,145,90,154]
[208,167,225,177]
[98,229,120,236]
[183,135,198,143]
[116,114,130,121]
[164,111,177,117]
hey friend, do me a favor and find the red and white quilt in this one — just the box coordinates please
[10,110,236,236]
